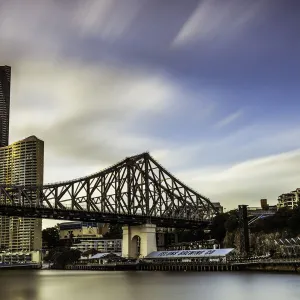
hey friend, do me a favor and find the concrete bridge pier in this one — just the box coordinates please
[122,224,157,258]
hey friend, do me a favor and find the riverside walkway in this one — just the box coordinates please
[65,257,300,272]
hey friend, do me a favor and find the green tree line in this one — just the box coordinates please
[208,204,300,245]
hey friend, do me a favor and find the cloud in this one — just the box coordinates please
[7,59,300,220]
[177,149,300,210]
[72,0,143,41]
[0,0,66,60]
[1,0,299,231]
[1,0,212,183]
[0,0,181,228]
[0,0,189,181]
[0,0,146,62]
[214,110,243,129]
[172,0,267,46]
[151,121,300,200]
[9,60,180,169]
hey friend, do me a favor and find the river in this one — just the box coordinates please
[1,270,300,300]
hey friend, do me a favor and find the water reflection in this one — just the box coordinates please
[0,270,300,300]
[0,270,39,300]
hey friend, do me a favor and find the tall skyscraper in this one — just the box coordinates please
[0,136,44,252]
[0,66,11,148]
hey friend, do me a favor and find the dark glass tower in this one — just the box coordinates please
[0,66,11,148]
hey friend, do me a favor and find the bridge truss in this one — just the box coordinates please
[0,153,218,228]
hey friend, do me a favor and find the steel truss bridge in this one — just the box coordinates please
[0,153,218,228]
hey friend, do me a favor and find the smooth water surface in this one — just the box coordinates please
[0,270,300,300]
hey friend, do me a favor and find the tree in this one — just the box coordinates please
[287,209,300,235]
[53,249,81,269]
[251,207,294,234]
[103,224,122,239]
[174,228,205,243]
[42,227,60,249]
[210,213,229,244]
[225,212,239,233]
[82,248,99,257]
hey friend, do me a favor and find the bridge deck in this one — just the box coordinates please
[0,204,209,228]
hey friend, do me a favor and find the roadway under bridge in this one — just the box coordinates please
[247,208,276,226]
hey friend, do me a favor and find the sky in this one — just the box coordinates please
[1,0,300,229]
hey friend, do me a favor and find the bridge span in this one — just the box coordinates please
[0,153,218,257]
[0,153,217,228]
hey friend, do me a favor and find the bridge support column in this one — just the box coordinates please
[122,224,157,258]
[238,205,250,256]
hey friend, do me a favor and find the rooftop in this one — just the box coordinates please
[146,248,235,259]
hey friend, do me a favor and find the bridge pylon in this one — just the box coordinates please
[238,205,250,256]
[122,224,157,258]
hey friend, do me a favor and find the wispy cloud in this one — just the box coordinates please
[177,149,300,209]
[0,0,146,61]
[214,110,243,129]
[72,0,143,41]
[172,0,267,47]
[1,0,299,230]
[10,60,178,167]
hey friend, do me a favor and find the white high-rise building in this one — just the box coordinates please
[0,136,44,252]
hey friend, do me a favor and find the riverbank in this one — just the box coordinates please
[245,265,300,273]
[0,263,41,270]
[62,262,300,274]
[65,264,138,271]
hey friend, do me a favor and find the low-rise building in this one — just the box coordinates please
[58,221,121,254]
[0,251,41,264]
[84,253,123,264]
[166,239,219,251]
[58,221,109,240]
[144,248,235,263]
[247,199,277,213]
[71,238,122,253]
[212,202,224,214]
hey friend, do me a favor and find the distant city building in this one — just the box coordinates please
[212,202,224,214]
[247,199,277,212]
[0,136,44,252]
[166,239,219,251]
[58,221,109,240]
[0,251,41,264]
[277,188,300,209]
[71,238,122,253]
[57,221,121,253]
[260,199,268,210]
[80,253,124,265]
[0,65,11,148]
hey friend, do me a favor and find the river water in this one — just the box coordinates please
[1,270,300,300]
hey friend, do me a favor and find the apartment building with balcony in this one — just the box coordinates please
[277,188,300,209]
[0,136,44,252]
